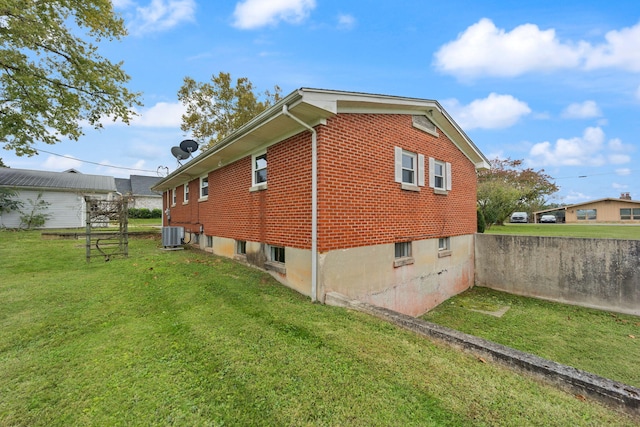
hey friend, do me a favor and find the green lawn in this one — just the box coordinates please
[422,287,640,387]
[1,231,637,426]
[485,223,640,239]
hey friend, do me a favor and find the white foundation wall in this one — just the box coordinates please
[204,236,313,298]
[319,235,475,316]
[189,233,474,316]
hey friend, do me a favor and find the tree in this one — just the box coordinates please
[0,158,6,167]
[178,72,281,149]
[477,158,559,228]
[1,0,142,156]
[19,192,50,229]
[0,187,22,214]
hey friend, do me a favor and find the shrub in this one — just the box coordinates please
[128,208,162,219]
[477,208,486,233]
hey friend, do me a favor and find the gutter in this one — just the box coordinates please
[282,104,318,303]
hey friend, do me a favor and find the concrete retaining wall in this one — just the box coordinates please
[325,292,640,417]
[475,234,640,316]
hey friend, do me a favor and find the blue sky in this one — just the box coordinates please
[4,0,640,204]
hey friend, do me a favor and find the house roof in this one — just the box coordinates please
[114,178,132,194]
[115,175,162,197]
[534,197,640,215]
[152,88,490,192]
[0,167,116,193]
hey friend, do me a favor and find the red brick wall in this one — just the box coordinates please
[164,132,313,249]
[316,114,478,252]
[163,113,478,252]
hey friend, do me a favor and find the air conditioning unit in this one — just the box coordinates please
[162,226,184,248]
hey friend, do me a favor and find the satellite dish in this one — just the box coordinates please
[171,146,190,161]
[179,139,199,154]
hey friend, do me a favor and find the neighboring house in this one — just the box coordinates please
[0,167,117,229]
[152,88,490,316]
[535,194,640,224]
[115,175,163,210]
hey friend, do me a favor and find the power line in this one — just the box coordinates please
[554,169,637,180]
[36,148,167,175]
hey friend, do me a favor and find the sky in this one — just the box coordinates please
[4,0,640,204]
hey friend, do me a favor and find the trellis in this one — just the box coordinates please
[85,197,129,262]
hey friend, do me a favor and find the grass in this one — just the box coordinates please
[485,223,640,239]
[1,230,638,426]
[422,287,640,387]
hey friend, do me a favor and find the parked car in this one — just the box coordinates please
[540,214,557,223]
[510,212,529,223]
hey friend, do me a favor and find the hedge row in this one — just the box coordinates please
[128,208,162,219]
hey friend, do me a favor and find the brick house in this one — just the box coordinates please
[152,89,489,316]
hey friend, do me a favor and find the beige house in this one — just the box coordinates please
[535,194,640,224]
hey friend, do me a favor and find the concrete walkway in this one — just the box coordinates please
[325,292,640,417]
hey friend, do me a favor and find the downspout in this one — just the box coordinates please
[282,104,318,302]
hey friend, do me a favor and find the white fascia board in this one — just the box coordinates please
[297,91,338,114]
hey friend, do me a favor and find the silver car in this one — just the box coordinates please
[540,214,557,223]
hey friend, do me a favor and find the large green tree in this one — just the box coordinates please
[0,0,141,156]
[178,72,281,149]
[477,158,559,227]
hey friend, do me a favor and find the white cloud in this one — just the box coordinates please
[337,13,356,30]
[529,127,605,166]
[561,100,601,119]
[563,191,591,204]
[131,102,186,127]
[434,18,640,78]
[128,0,196,35]
[131,142,166,159]
[232,0,316,29]
[42,155,83,171]
[95,102,185,128]
[608,154,631,164]
[616,168,632,176]
[434,18,584,78]
[528,126,631,167]
[608,137,634,152]
[112,0,135,8]
[442,93,531,129]
[612,182,628,190]
[96,160,149,178]
[584,21,640,71]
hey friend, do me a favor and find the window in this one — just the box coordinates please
[394,147,424,187]
[394,242,414,267]
[270,245,285,264]
[236,240,247,255]
[434,162,444,189]
[171,188,177,205]
[620,208,640,220]
[576,209,596,220]
[183,183,189,203]
[395,242,412,258]
[429,158,451,192]
[438,237,450,251]
[438,237,451,258]
[199,175,208,199]
[206,235,213,248]
[252,152,267,186]
[265,245,286,274]
[402,151,416,184]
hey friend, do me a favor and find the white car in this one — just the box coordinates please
[540,215,557,223]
